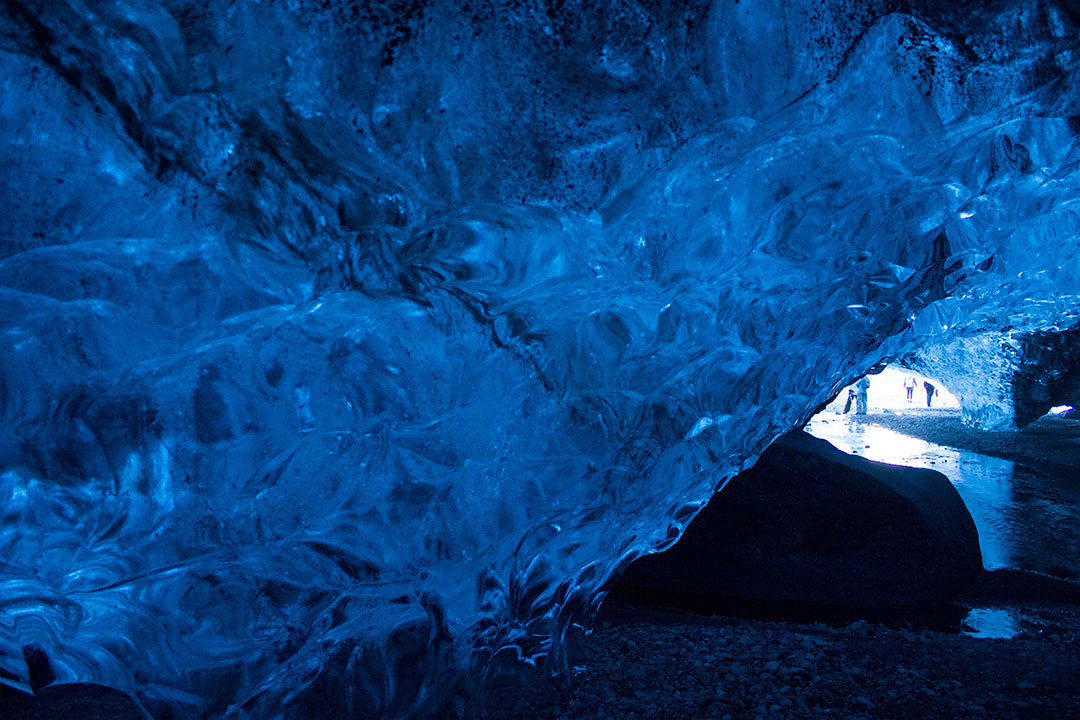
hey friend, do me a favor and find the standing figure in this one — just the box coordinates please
[843,388,856,413]
[924,381,936,407]
[903,374,917,402]
[855,376,871,415]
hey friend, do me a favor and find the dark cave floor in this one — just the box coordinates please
[484,598,1080,720]
[13,591,1078,720]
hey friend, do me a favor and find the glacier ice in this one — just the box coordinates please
[2,0,1080,716]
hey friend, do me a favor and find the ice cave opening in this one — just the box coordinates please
[816,365,961,415]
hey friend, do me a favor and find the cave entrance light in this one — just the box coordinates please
[817,365,960,417]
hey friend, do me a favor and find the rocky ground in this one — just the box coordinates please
[17,592,1080,719]
[1,684,142,720]
[483,598,1080,719]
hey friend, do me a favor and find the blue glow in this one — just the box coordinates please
[963,608,1022,640]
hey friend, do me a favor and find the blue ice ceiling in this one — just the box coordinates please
[1,0,1079,716]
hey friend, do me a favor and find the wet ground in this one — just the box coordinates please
[807,412,1080,582]
[807,409,1080,640]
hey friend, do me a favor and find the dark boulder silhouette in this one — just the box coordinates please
[613,430,982,617]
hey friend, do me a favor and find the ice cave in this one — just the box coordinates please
[1,0,1079,718]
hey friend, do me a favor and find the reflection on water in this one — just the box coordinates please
[806,414,1080,639]
[961,607,1021,639]
[806,416,1015,570]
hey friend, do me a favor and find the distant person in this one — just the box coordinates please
[855,376,870,414]
[924,381,936,407]
[843,387,856,413]
[903,374,917,402]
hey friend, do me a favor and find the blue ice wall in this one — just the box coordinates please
[1,0,1079,716]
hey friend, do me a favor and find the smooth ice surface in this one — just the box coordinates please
[2,1,1080,716]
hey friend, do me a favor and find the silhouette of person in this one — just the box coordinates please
[923,381,936,407]
[855,376,870,414]
[843,388,856,413]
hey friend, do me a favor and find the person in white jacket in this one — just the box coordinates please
[903,374,917,402]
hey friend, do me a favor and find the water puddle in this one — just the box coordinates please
[961,607,1021,639]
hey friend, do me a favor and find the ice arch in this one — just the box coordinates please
[1,0,1079,717]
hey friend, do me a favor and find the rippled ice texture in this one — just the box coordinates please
[2,0,1079,716]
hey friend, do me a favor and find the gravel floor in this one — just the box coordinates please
[484,600,1080,720]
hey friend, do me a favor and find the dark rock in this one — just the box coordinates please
[1011,324,1080,428]
[612,430,982,616]
[963,568,1080,604]
[0,683,142,720]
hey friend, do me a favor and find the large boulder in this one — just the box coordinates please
[612,430,982,615]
